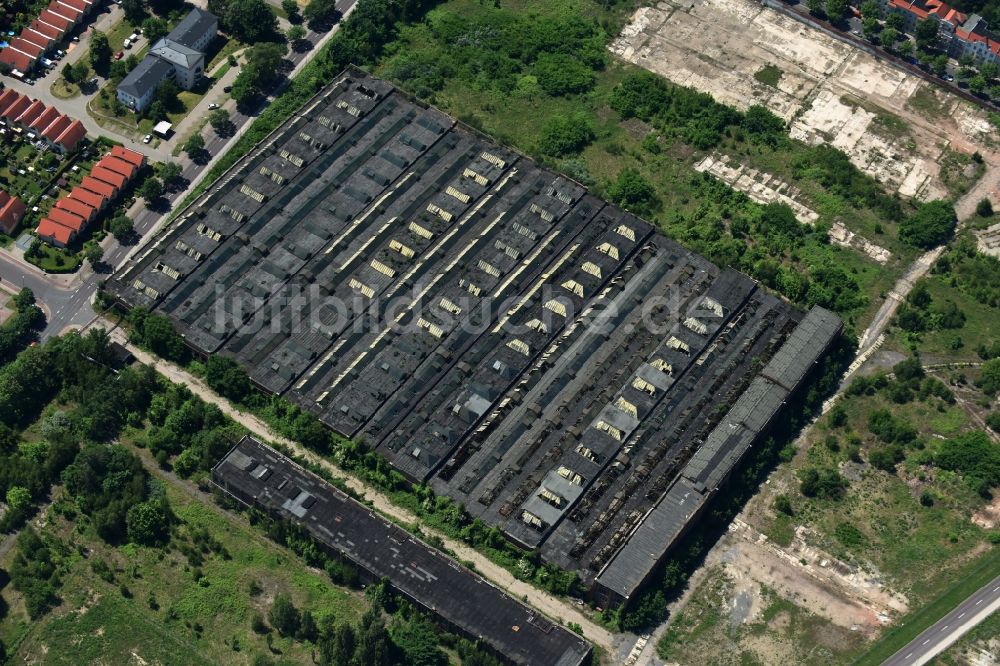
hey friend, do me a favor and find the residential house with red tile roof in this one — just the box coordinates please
[16,99,46,128]
[0,48,34,73]
[1,95,31,122]
[90,165,127,191]
[52,119,86,152]
[36,218,75,247]
[45,0,78,24]
[110,145,147,169]
[0,89,20,115]
[21,29,55,51]
[38,9,72,34]
[80,176,117,200]
[28,106,61,132]
[0,191,26,235]
[30,19,63,41]
[39,114,70,140]
[55,197,96,224]
[98,156,138,180]
[46,206,86,234]
[9,37,44,59]
[69,187,108,211]
[882,0,1000,65]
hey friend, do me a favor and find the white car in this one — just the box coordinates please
[143,134,151,144]
[123,38,131,49]
[207,102,219,109]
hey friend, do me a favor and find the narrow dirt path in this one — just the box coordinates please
[112,333,618,653]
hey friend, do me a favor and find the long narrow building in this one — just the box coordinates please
[212,436,592,666]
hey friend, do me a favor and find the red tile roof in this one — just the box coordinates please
[55,197,95,222]
[16,100,46,127]
[90,165,127,189]
[47,206,86,233]
[46,1,81,22]
[59,0,90,13]
[29,106,60,132]
[2,95,31,122]
[38,9,72,32]
[54,119,86,151]
[97,155,137,180]
[0,191,26,235]
[10,37,44,58]
[80,176,116,199]
[0,89,21,116]
[21,29,54,50]
[0,47,35,73]
[30,19,62,40]
[40,114,70,141]
[110,145,146,168]
[69,187,107,210]
[36,218,74,245]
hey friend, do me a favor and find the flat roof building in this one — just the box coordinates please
[111,69,842,608]
[213,436,592,666]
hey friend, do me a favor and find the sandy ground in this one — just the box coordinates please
[610,0,1000,203]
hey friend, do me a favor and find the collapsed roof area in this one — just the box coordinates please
[110,68,842,608]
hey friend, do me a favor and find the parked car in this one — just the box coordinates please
[55,49,64,58]
[143,134,151,144]
[208,102,219,109]
[71,36,79,42]
[115,51,124,60]
[223,85,232,93]
[123,38,131,49]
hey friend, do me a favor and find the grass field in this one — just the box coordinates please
[851,548,1000,665]
[1,448,368,664]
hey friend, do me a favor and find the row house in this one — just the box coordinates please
[0,89,87,152]
[36,146,145,247]
[0,0,96,74]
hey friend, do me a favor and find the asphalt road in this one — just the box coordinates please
[882,574,1000,666]
[0,0,358,338]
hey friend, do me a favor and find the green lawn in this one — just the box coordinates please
[3,472,367,664]
[851,548,1000,665]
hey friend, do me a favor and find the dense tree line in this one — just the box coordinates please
[935,237,1000,307]
[0,288,44,365]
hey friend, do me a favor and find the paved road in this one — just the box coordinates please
[0,0,359,337]
[882,575,1000,666]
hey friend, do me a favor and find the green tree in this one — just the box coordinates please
[223,0,278,42]
[392,616,447,666]
[915,18,939,50]
[607,169,657,213]
[159,161,183,188]
[863,16,879,40]
[109,214,134,240]
[806,0,824,14]
[981,62,999,80]
[90,31,112,73]
[281,0,299,18]
[231,71,258,104]
[84,243,103,267]
[62,62,78,83]
[184,133,205,157]
[6,485,31,513]
[825,0,848,21]
[970,74,987,93]
[899,200,956,249]
[886,12,904,30]
[268,594,300,636]
[209,108,231,134]
[537,113,594,157]
[881,27,899,49]
[897,40,914,58]
[773,494,794,515]
[126,500,170,545]
[122,0,147,23]
[978,358,1000,394]
[142,16,169,43]
[303,0,338,24]
[138,177,163,202]
[533,52,596,96]
[977,198,994,217]
[286,24,306,44]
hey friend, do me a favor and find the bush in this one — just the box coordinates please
[899,200,957,249]
[537,113,594,157]
[607,169,657,214]
[934,430,1000,496]
[532,53,595,96]
[799,467,848,499]
[976,197,993,217]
